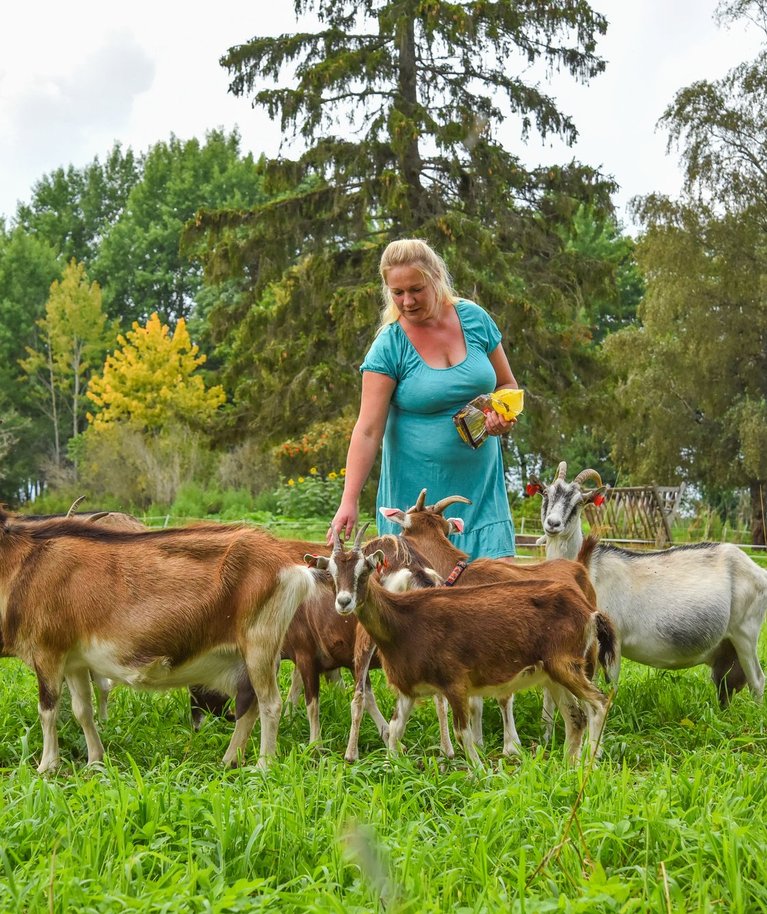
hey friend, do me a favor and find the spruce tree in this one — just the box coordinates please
[189,0,616,465]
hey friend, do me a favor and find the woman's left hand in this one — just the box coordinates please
[484,410,516,436]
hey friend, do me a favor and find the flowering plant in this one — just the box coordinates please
[274,467,346,518]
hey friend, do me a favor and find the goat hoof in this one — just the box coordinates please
[502,743,523,757]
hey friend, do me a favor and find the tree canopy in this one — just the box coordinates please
[661,0,767,215]
[0,131,262,501]
[0,226,62,500]
[87,312,226,431]
[188,0,617,470]
[15,144,140,265]
[606,0,767,543]
[20,259,114,464]
[93,131,266,329]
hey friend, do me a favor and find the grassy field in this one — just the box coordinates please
[1,639,767,913]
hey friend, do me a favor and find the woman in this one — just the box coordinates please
[329,238,519,561]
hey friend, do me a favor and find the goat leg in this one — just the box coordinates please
[363,671,390,743]
[547,682,587,763]
[388,694,415,754]
[541,687,557,745]
[433,695,455,758]
[469,695,484,747]
[498,696,522,756]
[296,657,322,745]
[90,672,112,721]
[730,636,766,702]
[35,658,65,773]
[286,667,304,708]
[447,690,483,768]
[66,670,105,765]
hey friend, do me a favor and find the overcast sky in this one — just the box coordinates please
[0,1,762,232]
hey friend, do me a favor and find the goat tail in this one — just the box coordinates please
[595,611,619,683]
[576,533,599,570]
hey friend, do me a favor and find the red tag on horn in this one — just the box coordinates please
[593,494,605,506]
[526,483,541,497]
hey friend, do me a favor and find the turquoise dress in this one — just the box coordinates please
[360,299,516,560]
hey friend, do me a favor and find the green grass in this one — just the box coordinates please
[2,647,767,913]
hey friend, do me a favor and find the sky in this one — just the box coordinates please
[0,1,763,232]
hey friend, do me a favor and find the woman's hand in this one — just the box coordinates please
[328,499,359,545]
[484,409,516,437]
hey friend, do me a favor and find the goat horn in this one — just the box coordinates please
[573,468,603,488]
[409,489,427,512]
[353,522,371,550]
[331,526,344,553]
[66,495,87,517]
[430,495,472,515]
[87,512,111,523]
[556,461,568,480]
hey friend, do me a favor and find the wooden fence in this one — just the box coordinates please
[583,484,687,548]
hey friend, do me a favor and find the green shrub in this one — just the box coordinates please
[250,489,280,513]
[169,483,217,518]
[217,487,258,520]
[274,468,345,519]
[166,484,254,519]
[19,490,130,516]
[510,489,542,521]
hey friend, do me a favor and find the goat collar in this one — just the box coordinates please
[442,560,468,587]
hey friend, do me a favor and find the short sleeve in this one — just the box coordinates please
[459,300,502,353]
[359,325,402,379]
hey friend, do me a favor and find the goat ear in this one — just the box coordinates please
[366,549,386,571]
[304,553,330,570]
[582,485,608,506]
[379,507,406,527]
[527,475,544,497]
[447,517,465,534]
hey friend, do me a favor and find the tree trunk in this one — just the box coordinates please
[396,11,428,227]
[750,480,766,546]
[46,335,61,468]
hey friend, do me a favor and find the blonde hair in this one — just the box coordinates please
[378,239,459,331]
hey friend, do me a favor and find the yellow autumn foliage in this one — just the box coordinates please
[87,313,226,430]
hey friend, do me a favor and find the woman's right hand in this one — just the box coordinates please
[328,499,359,545]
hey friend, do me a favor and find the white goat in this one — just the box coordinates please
[530,462,767,713]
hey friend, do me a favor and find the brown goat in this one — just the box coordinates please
[0,510,318,771]
[193,530,448,762]
[18,507,148,720]
[307,535,614,766]
[380,490,611,754]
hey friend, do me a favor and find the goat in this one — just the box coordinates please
[0,510,318,771]
[21,508,146,531]
[190,530,449,762]
[18,508,147,720]
[307,532,614,766]
[21,511,385,753]
[379,489,608,755]
[529,461,767,711]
